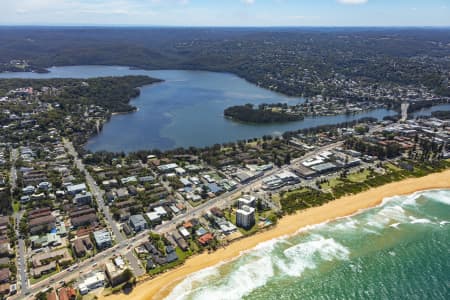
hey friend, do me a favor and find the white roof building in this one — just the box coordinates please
[175,167,186,175]
[79,272,106,294]
[178,227,190,238]
[154,206,168,216]
[302,157,324,167]
[67,183,87,195]
[158,163,178,172]
[146,212,161,223]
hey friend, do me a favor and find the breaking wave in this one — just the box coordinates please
[165,189,450,300]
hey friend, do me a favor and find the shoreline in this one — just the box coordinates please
[101,169,450,300]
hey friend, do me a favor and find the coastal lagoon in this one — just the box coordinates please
[0,66,398,152]
[1,66,446,152]
[166,189,450,300]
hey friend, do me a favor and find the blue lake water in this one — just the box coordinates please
[0,65,435,152]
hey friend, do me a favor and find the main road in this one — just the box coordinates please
[10,148,31,297]
[153,141,343,235]
[63,140,145,276]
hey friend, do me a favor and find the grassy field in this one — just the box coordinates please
[385,162,402,172]
[347,169,371,183]
[320,178,343,191]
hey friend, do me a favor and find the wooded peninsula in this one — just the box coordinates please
[224,104,304,123]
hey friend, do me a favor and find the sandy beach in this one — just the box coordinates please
[100,168,450,300]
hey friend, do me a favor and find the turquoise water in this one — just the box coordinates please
[166,189,450,300]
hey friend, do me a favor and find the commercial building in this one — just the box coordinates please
[262,170,300,190]
[310,162,338,174]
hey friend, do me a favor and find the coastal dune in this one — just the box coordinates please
[101,168,450,300]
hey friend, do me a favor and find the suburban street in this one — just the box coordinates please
[63,140,146,277]
[10,148,31,296]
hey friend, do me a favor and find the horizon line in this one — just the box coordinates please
[1,24,450,29]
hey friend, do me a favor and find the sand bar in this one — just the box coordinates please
[100,168,450,300]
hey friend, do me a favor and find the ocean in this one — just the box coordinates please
[165,189,450,300]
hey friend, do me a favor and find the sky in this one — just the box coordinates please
[1,0,449,27]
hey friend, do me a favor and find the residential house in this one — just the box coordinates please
[67,183,87,195]
[197,233,214,246]
[93,229,112,250]
[71,213,98,228]
[73,192,92,206]
[0,268,10,284]
[58,287,77,300]
[129,215,147,232]
[29,215,56,234]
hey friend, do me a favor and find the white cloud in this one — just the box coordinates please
[337,0,368,5]
[242,0,255,5]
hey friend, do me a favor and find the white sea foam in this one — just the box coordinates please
[168,255,274,300]
[428,190,450,205]
[402,193,422,206]
[380,194,404,206]
[378,205,406,221]
[166,268,219,300]
[278,235,350,277]
[363,228,380,235]
[389,222,401,229]
[366,205,408,229]
[409,216,433,224]
[328,218,359,232]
